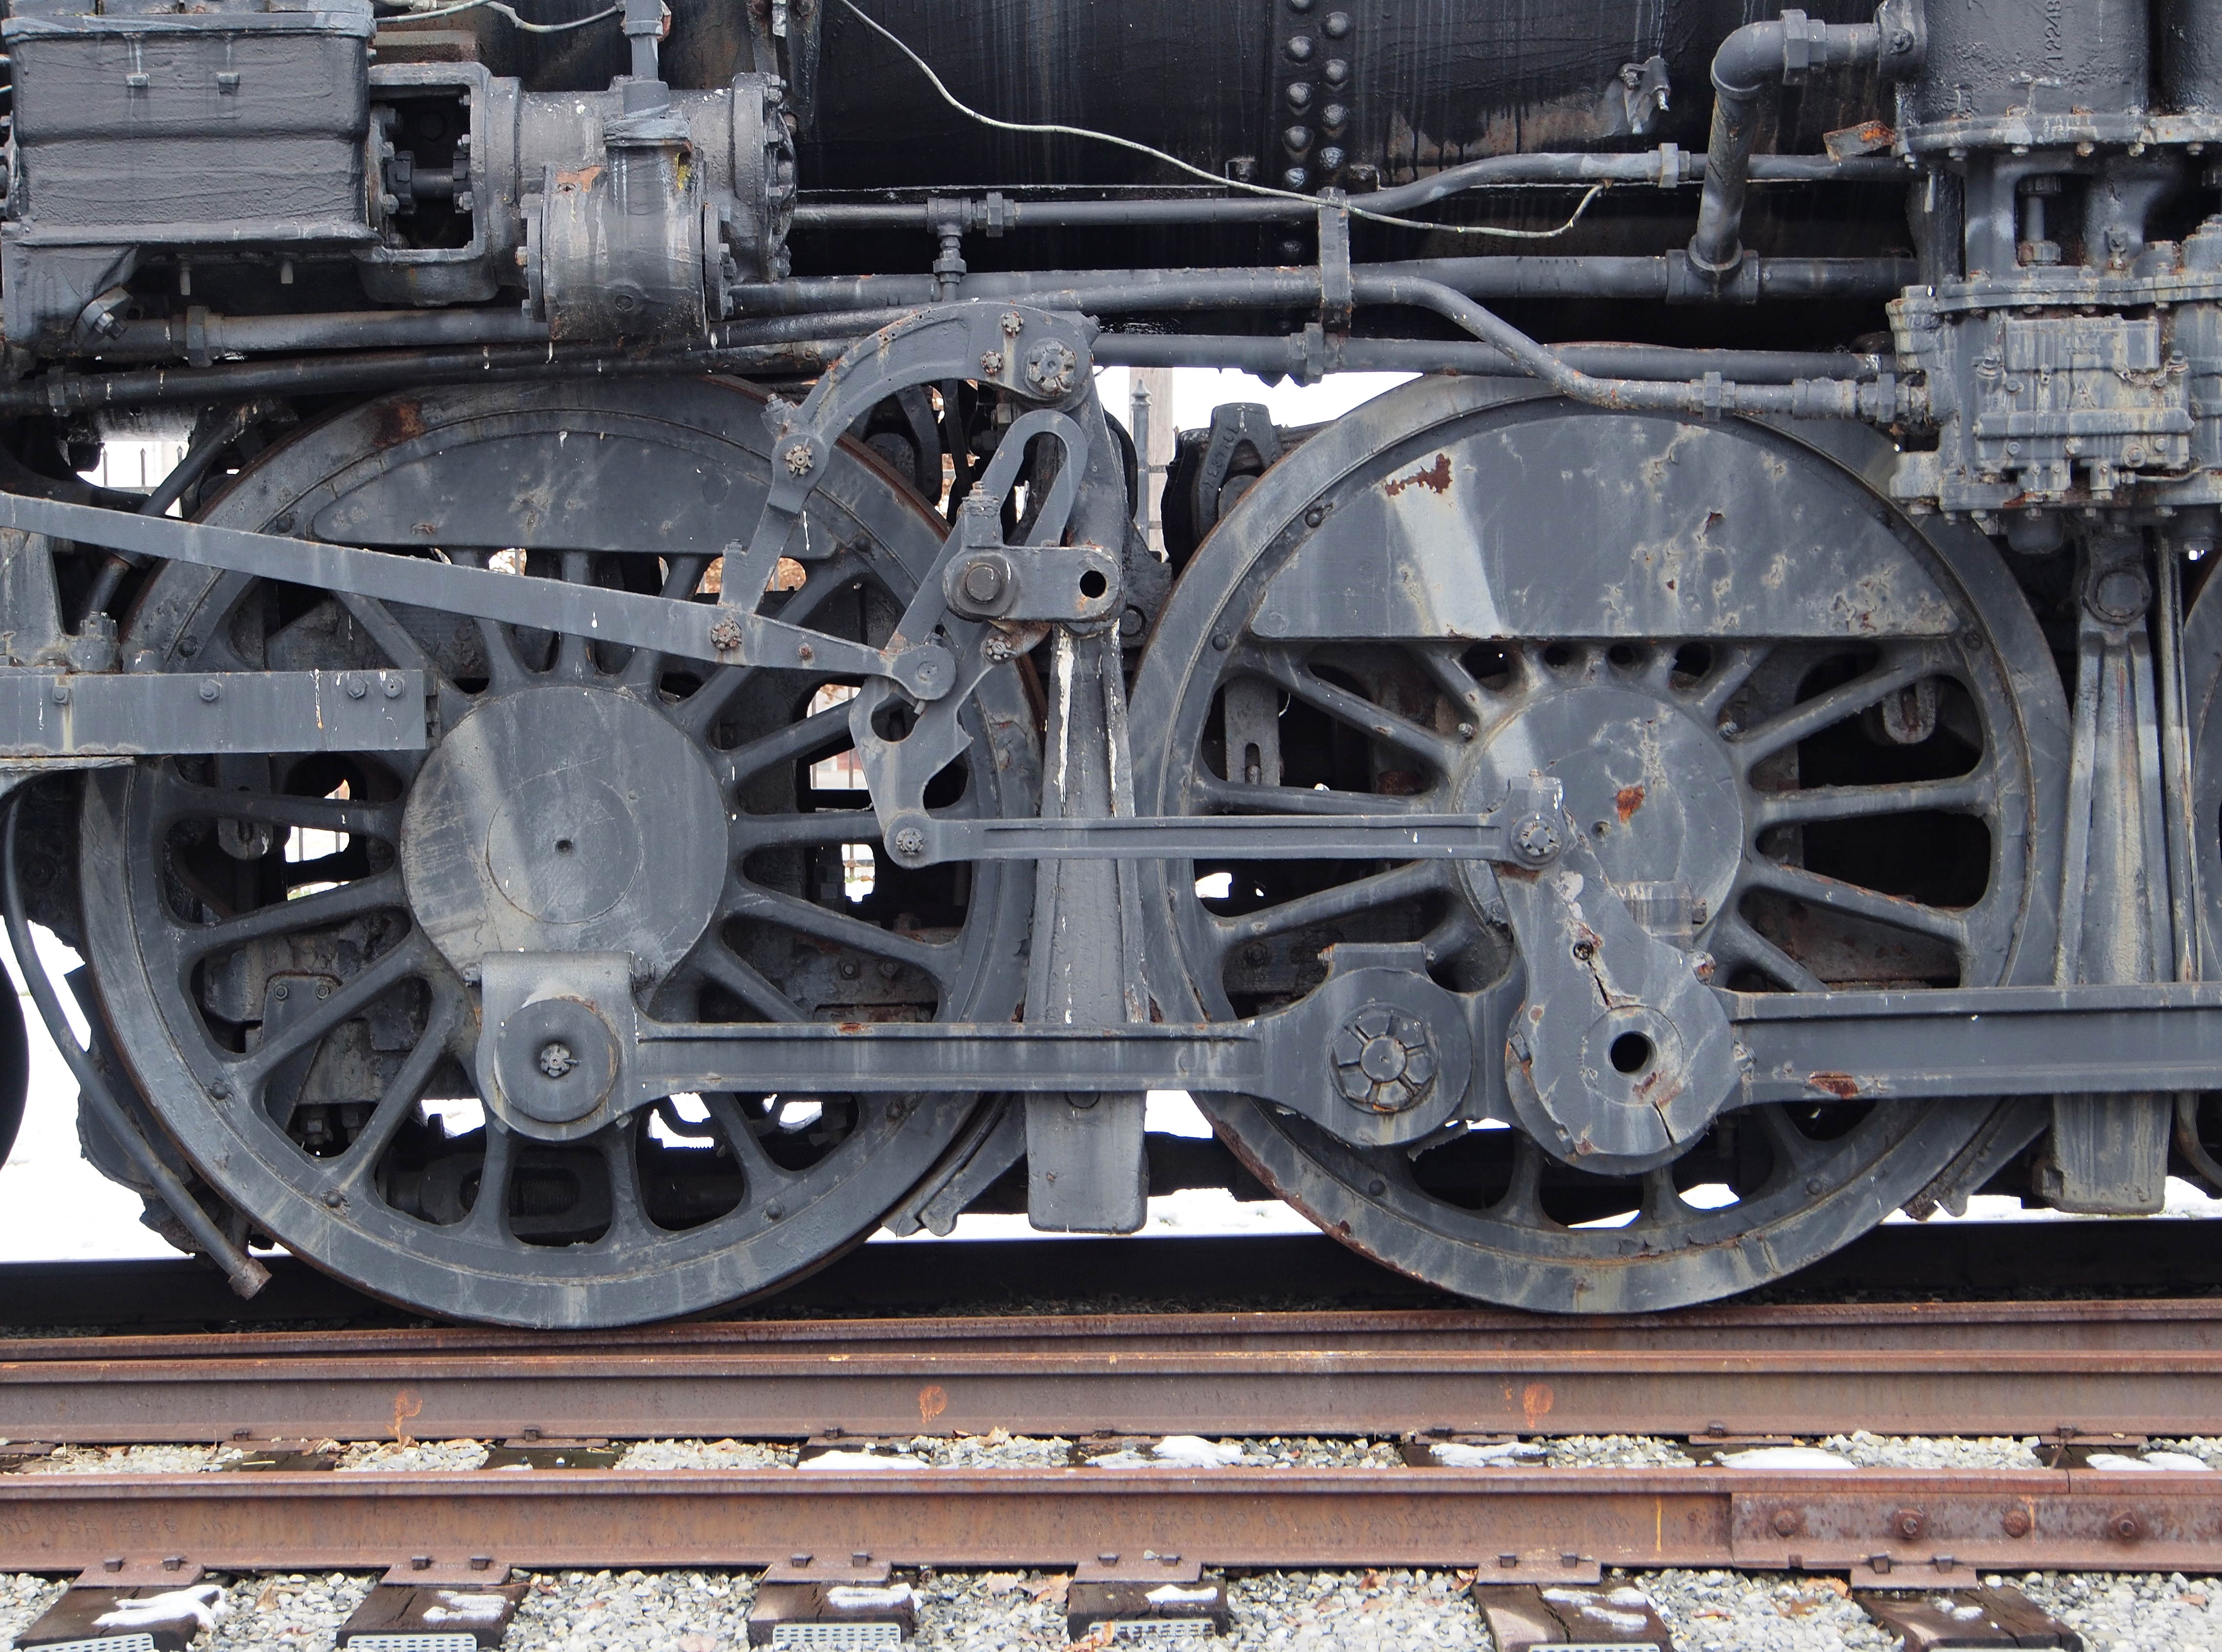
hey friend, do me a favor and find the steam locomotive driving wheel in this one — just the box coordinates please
[1129,378,2070,1313]
[76,378,1037,1327]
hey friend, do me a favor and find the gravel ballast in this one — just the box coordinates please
[0,1565,2220,1649]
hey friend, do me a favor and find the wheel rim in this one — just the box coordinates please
[78,376,1037,1327]
[1129,378,2068,1313]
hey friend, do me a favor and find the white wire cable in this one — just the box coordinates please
[377,0,619,34]
[836,0,1606,241]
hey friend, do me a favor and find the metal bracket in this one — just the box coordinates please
[1318,191,1353,332]
[0,492,950,698]
[0,668,430,758]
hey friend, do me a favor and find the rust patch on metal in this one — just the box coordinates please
[1614,784,1646,824]
[371,398,427,451]
[1521,1383,1554,1429]
[391,1388,423,1446]
[918,1384,950,1424]
[1382,454,1452,498]
[1808,1072,1863,1099]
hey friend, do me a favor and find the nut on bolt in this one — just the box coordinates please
[783,442,815,478]
[1024,338,1079,397]
[960,557,1007,606]
[1509,813,1563,866]
[536,1041,576,1080]
[1330,1003,1439,1113]
[890,824,928,860]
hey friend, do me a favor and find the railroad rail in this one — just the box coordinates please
[5,1294,2222,1589]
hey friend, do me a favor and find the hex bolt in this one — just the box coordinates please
[1892,1508,1925,1540]
[382,674,404,698]
[999,311,1024,335]
[1510,814,1562,866]
[536,1041,577,1080]
[979,349,1005,375]
[342,672,368,699]
[891,824,928,859]
[47,680,67,705]
[198,678,221,703]
[783,442,815,478]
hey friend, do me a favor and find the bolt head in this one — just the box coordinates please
[891,824,927,858]
[783,442,815,478]
[536,1041,577,1080]
[1771,1509,1799,1537]
[342,672,368,699]
[1023,338,1078,397]
[961,559,1006,603]
[198,679,221,703]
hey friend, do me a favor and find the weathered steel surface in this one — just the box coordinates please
[10,1303,2222,1444]
[0,1468,2215,1576]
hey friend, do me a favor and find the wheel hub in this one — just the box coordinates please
[1458,681,1742,930]
[402,684,729,986]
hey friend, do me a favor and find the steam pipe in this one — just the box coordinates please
[1687,1,1924,277]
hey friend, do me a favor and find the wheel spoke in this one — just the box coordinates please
[150,769,403,840]
[459,1117,516,1241]
[231,930,432,1096]
[1748,769,1994,831]
[1710,911,1829,993]
[719,705,859,790]
[1728,650,1938,767]
[1632,1165,1689,1230]
[175,869,408,963]
[1693,642,1776,718]
[446,551,535,695]
[337,592,467,741]
[1209,859,1447,952]
[617,555,712,693]
[1752,1103,1828,1181]
[553,552,596,682]
[1488,1132,1551,1228]
[1249,649,1462,775]
[1741,859,1971,945]
[722,878,958,983]
[332,983,467,1188]
[704,1092,801,1194]
[690,939,807,1021]
[667,558,866,738]
[592,1126,661,1251]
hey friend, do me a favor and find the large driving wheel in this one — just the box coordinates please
[1129,377,2069,1313]
[78,377,1037,1326]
